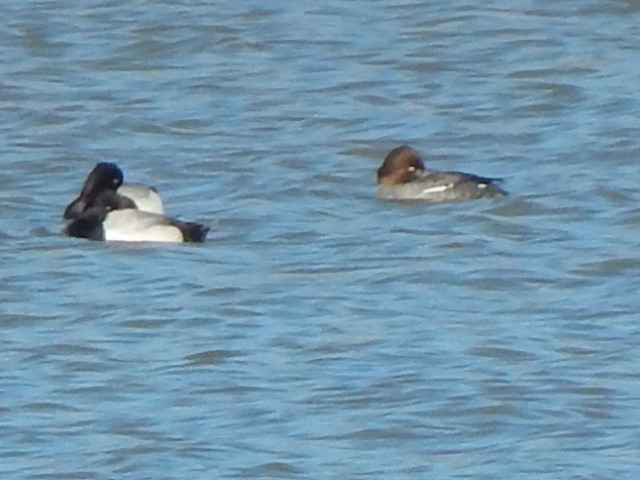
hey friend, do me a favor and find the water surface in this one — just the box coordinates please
[1,1,639,478]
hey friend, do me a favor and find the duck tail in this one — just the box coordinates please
[178,221,210,242]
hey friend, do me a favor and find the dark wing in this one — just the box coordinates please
[442,170,503,186]
[63,196,86,220]
[64,208,106,241]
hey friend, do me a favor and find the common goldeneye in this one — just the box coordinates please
[376,146,506,203]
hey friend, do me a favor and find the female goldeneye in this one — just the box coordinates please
[64,190,209,243]
[64,162,164,220]
[376,146,506,203]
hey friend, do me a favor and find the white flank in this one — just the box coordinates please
[103,210,184,243]
[118,183,165,215]
[104,225,183,243]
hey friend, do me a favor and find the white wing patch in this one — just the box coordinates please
[421,183,454,194]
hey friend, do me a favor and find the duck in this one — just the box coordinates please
[63,190,209,243]
[63,162,164,220]
[376,146,507,203]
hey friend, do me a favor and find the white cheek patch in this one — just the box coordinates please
[478,184,487,189]
[421,183,453,194]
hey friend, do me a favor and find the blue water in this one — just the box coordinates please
[1,1,640,478]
